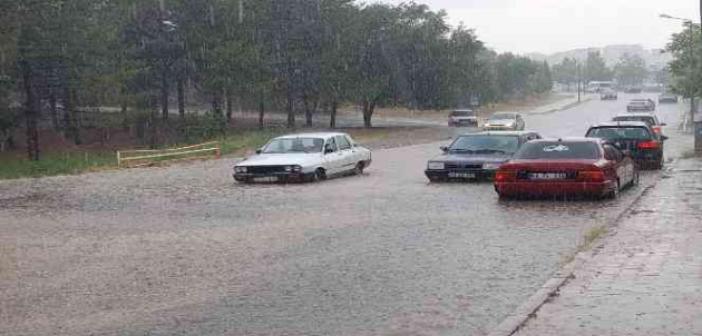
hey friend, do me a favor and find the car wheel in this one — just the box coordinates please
[354,162,365,175]
[605,180,620,199]
[629,169,640,187]
[314,168,327,181]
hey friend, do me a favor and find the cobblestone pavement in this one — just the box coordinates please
[0,94,691,336]
[515,157,702,336]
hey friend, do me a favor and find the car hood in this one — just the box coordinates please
[236,153,323,167]
[430,153,513,164]
[486,119,514,125]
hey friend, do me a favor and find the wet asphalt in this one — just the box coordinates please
[0,93,691,336]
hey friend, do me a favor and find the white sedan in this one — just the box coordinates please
[233,132,372,183]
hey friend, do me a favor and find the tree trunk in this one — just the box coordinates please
[329,99,337,129]
[212,91,223,117]
[22,61,39,161]
[68,89,81,145]
[258,96,265,130]
[49,92,59,131]
[362,99,374,128]
[149,95,159,149]
[304,97,314,127]
[177,79,185,120]
[286,93,295,129]
[161,72,169,121]
[226,89,233,122]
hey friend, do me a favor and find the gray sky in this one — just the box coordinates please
[372,0,699,54]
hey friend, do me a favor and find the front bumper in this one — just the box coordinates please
[449,119,478,127]
[495,180,614,198]
[233,171,316,183]
[425,169,497,181]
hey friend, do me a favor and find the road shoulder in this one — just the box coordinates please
[506,157,702,335]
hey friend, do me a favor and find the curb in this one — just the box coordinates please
[486,173,663,336]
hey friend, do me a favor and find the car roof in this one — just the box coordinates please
[529,137,602,144]
[460,131,536,137]
[276,132,348,140]
[630,99,649,102]
[490,112,519,117]
[613,113,656,118]
[452,109,474,112]
[589,121,651,128]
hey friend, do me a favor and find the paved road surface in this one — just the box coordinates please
[0,93,690,336]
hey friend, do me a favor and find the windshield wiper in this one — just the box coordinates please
[450,148,476,153]
[474,149,507,154]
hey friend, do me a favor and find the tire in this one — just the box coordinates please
[604,180,620,200]
[629,169,640,188]
[354,162,365,175]
[314,168,327,181]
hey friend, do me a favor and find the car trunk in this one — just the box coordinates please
[505,160,601,181]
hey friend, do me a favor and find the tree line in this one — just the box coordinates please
[551,51,650,90]
[0,0,553,160]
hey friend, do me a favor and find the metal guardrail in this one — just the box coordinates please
[117,141,221,168]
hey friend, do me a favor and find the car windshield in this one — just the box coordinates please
[490,113,515,120]
[262,138,324,153]
[449,135,519,154]
[514,141,601,160]
[451,111,474,117]
[586,127,652,140]
[612,116,656,126]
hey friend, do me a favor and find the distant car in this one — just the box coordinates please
[425,131,542,182]
[585,121,667,169]
[448,109,478,127]
[494,138,638,199]
[600,89,618,100]
[611,113,666,136]
[483,112,525,131]
[624,87,643,94]
[233,132,372,183]
[627,99,655,112]
[658,93,678,104]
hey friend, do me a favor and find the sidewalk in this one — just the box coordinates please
[513,157,702,335]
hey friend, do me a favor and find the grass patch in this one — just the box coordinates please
[0,151,116,180]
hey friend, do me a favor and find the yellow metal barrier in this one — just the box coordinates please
[117,141,221,168]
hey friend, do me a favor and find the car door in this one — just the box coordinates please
[324,137,344,175]
[335,135,356,172]
[604,144,632,186]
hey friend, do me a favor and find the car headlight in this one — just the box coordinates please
[427,161,445,170]
[482,163,501,170]
[506,122,515,127]
[235,166,247,173]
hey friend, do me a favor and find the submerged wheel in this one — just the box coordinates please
[605,180,620,199]
[314,168,327,181]
[354,162,365,175]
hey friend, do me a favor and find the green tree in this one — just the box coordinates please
[614,53,648,87]
[552,57,578,91]
[583,51,613,83]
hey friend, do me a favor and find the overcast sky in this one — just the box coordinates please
[371,0,699,54]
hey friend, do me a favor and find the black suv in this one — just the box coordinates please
[585,121,667,169]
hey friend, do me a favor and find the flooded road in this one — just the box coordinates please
[0,94,691,335]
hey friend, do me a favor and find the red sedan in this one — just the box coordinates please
[494,138,638,199]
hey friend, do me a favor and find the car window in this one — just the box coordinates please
[451,111,474,117]
[490,113,515,120]
[587,127,652,140]
[449,135,520,154]
[514,141,601,160]
[336,135,351,150]
[603,144,623,161]
[612,116,656,126]
[325,137,338,152]
[262,138,325,154]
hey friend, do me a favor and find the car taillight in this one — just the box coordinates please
[577,170,605,182]
[495,170,516,182]
[652,126,662,134]
[638,140,660,150]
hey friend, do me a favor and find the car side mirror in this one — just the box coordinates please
[621,149,632,157]
[660,123,667,126]
[255,148,262,154]
[325,146,334,154]
[440,146,448,152]
[660,135,669,141]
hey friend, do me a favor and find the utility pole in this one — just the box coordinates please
[577,61,581,103]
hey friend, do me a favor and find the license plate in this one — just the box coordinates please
[448,172,476,178]
[528,173,566,180]
[253,176,278,182]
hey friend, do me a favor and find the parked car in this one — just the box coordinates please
[494,138,638,199]
[624,87,643,94]
[448,109,478,127]
[658,93,678,104]
[233,132,372,183]
[425,131,542,182]
[626,99,655,112]
[600,89,618,100]
[611,113,666,136]
[585,121,667,169]
[483,112,525,131]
